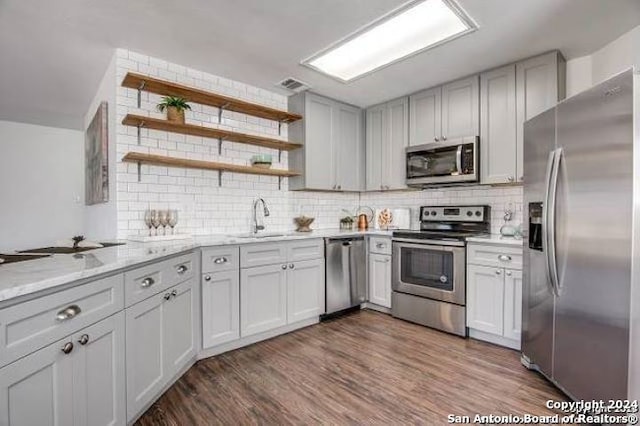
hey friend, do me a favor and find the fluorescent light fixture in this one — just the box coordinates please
[302,0,477,82]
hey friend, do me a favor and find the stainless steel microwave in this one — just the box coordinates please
[406,136,478,187]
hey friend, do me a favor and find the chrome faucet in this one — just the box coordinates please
[253,198,270,234]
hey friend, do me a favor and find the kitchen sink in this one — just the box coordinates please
[18,242,125,255]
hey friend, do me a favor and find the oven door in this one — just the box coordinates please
[392,241,466,305]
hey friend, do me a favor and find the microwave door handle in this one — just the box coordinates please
[456,145,462,175]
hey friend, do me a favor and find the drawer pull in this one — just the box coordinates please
[171,289,178,297]
[506,271,512,276]
[177,264,188,274]
[214,257,228,264]
[78,334,89,345]
[61,342,74,354]
[376,243,386,249]
[56,305,81,322]
[204,275,212,281]
[281,264,287,270]
[164,293,172,301]
[289,263,295,269]
[495,270,502,275]
[141,277,155,288]
[498,255,512,262]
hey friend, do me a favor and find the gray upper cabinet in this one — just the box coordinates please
[365,97,409,191]
[441,75,480,140]
[288,92,364,191]
[516,51,566,181]
[480,64,518,184]
[409,75,479,146]
[409,87,441,145]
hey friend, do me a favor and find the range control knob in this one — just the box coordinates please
[475,211,482,217]
[431,211,437,216]
[466,211,473,217]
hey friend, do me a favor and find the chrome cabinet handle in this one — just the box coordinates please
[204,275,212,281]
[506,271,512,276]
[213,257,228,264]
[164,293,171,300]
[519,176,524,181]
[289,263,295,269]
[337,185,342,190]
[498,254,512,262]
[376,243,386,249]
[78,334,89,345]
[281,264,287,270]
[141,277,155,288]
[442,136,447,141]
[177,265,188,274]
[61,342,74,354]
[434,137,439,142]
[56,305,81,322]
[495,270,502,275]
[171,290,178,297]
[508,176,515,182]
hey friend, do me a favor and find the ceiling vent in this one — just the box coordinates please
[277,77,311,93]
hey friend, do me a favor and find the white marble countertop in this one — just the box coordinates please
[0,228,395,304]
[466,234,524,247]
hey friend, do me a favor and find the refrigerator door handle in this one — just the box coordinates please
[542,149,558,296]
[547,148,563,295]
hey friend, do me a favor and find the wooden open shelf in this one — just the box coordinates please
[122,114,302,151]
[122,152,300,178]
[122,72,302,123]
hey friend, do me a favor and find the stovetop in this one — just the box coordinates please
[392,230,488,242]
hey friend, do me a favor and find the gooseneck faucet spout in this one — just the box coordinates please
[253,198,270,234]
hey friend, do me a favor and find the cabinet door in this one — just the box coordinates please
[516,52,561,182]
[125,292,165,420]
[368,253,391,308]
[74,312,126,426]
[335,103,363,191]
[287,258,325,323]
[441,75,480,139]
[503,269,523,342]
[0,336,74,426]
[466,264,504,335]
[409,87,441,145]
[162,280,196,378]
[305,93,335,190]
[202,271,240,348]
[365,105,385,191]
[385,97,409,190]
[480,65,517,184]
[241,264,287,337]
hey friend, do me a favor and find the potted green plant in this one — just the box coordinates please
[157,96,192,123]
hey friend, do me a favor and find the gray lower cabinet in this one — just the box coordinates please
[240,264,288,337]
[365,97,409,191]
[202,270,240,348]
[287,259,325,323]
[288,92,364,191]
[0,312,126,426]
[368,253,391,309]
[125,279,196,421]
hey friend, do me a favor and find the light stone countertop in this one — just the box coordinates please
[0,228,395,304]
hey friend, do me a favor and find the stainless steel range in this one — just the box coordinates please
[391,205,490,336]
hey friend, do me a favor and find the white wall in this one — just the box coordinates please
[0,120,84,251]
[565,55,592,97]
[84,52,118,241]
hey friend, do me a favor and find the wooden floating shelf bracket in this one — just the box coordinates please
[122,115,302,152]
[122,72,302,124]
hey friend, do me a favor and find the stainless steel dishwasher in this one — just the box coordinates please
[324,236,366,315]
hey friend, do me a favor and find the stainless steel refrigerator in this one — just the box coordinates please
[522,68,640,401]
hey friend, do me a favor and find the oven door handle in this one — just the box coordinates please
[456,145,463,175]
[392,241,463,253]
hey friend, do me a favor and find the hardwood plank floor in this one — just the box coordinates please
[136,310,568,425]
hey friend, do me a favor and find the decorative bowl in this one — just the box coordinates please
[251,154,273,169]
[294,216,315,232]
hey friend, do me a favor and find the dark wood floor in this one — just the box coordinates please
[136,310,567,425]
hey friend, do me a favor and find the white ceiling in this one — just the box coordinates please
[1,0,639,129]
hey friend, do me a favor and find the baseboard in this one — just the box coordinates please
[361,302,391,314]
[468,328,521,350]
[198,317,319,359]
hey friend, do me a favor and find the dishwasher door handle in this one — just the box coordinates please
[342,241,352,247]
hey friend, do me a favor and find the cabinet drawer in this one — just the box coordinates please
[241,243,287,268]
[287,239,324,262]
[202,245,239,273]
[369,236,392,255]
[125,252,195,307]
[0,274,124,368]
[467,243,523,269]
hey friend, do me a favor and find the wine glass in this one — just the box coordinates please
[159,210,169,235]
[144,210,153,236]
[167,210,179,234]
[150,210,161,236]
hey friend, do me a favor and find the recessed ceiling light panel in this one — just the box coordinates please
[302,0,478,82]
